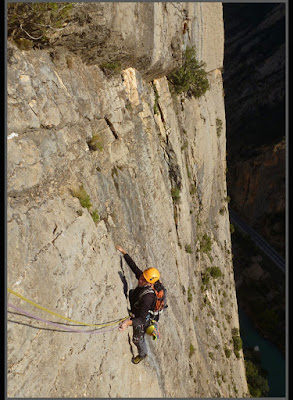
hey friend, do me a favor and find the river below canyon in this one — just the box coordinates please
[239,308,286,397]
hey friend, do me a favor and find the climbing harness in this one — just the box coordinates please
[128,312,160,341]
[8,288,129,329]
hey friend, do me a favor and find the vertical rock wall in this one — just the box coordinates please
[7,3,249,397]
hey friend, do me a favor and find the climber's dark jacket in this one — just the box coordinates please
[124,253,156,329]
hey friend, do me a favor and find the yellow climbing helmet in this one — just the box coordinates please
[143,267,160,283]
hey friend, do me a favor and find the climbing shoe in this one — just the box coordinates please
[131,355,147,365]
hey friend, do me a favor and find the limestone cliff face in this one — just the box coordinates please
[7,3,249,397]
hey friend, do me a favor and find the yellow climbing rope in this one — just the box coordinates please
[8,288,129,328]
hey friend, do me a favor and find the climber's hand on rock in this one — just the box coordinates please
[116,246,126,255]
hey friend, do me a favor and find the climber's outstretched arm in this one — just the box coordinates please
[116,245,143,279]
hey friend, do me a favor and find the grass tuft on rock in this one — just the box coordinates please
[87,134,104,151]
[171,186,181,203]
[91,209,100,224]
[72,186,92,209]
[200,233,212,254]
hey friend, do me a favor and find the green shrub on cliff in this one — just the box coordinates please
[232,328,243,358]
[224,346,232,358]
[153,83,160,115]
[199,233,212,254]
[187,287,193,302]
[209,266,222,279]
[167,46,210,98]
[189,343,195,357]
[216,118,223,137]
[200,266,222,292]
[185,244,193,254]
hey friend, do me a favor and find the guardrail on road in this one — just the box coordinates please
[229,208,285,274]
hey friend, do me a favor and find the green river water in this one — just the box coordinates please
[238,309,286,397]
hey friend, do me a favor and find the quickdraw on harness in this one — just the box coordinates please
[145,318,160,340]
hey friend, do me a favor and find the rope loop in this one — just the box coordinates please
[8,288,128,328]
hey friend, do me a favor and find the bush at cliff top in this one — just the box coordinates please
[7,3,73,48]
[167,46,210,98]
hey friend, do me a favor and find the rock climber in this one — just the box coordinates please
[116,245,161,364]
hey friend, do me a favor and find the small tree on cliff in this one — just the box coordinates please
[167,46,210,98]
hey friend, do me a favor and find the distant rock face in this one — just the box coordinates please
[223,3,286,254]
[227,141,285,256]
[223,3,285,150]
[7,3,249,398]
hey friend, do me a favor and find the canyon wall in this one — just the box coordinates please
[7,3,249,397]
[223,3,286,256]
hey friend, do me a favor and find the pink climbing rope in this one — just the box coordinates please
[8,303,126,334]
